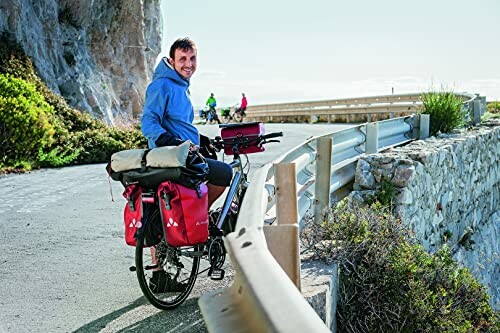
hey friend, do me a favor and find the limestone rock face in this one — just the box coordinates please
[0,0,162,124]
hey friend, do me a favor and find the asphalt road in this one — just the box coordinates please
[0,123,352,333]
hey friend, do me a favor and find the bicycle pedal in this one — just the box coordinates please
[208,268,225,281]
[129,266,136,272]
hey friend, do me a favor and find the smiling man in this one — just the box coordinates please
[141,37,232,210]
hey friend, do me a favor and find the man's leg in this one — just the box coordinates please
[207,184,226,208]
[205,158,233,208]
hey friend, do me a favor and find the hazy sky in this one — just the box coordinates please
[159,0,499,109]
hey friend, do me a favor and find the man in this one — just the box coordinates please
[205,92,220,124]
[141,37,231,208]
[206,92,217,109]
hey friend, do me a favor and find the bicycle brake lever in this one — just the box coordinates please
[265,140,281,144]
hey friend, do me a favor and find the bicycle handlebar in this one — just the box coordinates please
[261,132,283,140]
[211,131,283,151]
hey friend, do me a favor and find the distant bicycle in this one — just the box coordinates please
[199,106,221,124]
[221,105,244,123]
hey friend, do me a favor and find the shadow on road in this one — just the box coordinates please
[73,297,207,333]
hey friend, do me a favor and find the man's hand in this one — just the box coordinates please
[208,142,220,152]
[189,142,199,152]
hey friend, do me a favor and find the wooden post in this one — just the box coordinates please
[275,163,299,225]
[314,137,332,225]
[264,163,301,289]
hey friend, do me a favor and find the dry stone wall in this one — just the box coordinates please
[350,120,500,309]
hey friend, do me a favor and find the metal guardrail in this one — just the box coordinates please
[244,92,476,122]
[199,92,483,332]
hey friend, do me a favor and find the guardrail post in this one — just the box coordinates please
[473,98,482,125]
[365,122,379,153]
[264,163,301,289]
[314,137,332,225]
[419,114,430,140]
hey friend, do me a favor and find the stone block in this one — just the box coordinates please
[301,259,339,332]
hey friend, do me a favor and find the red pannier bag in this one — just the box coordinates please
[220,122,265,155]
[158,181,209,247]
[122,184,163,247]
[123,184,143,246]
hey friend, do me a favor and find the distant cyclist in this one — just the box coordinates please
[236,92,247,117]
[205,93,220,124]
[206,93,217,110]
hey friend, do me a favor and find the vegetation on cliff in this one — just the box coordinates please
[0,34,146,172]
[301,201,498,332]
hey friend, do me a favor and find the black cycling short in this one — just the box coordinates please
[206,158,233,187]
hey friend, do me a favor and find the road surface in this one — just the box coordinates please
[0,123,352,333]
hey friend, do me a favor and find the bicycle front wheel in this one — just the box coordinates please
[135,238,201,310]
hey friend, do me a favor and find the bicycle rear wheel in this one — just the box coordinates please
[135,238,202,310]
[233,112,243,123]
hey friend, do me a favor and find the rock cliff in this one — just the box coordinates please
[0,0,162,124]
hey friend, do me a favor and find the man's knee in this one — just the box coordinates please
[206,158,233,187]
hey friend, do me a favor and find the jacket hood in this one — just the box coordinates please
[152,58,189,87]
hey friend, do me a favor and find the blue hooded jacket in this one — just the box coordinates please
[141,58,199,148]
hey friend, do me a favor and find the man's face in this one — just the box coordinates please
[169,48,197,80]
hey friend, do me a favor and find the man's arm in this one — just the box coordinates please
[141,81,184,147]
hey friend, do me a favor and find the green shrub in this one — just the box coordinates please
[0,74,56,165]
[301,201,497,332]
[69,127,146,164]
[487,101,500,114]
[420,89,467,136]
[0,35,147,170]
[482,112,500,121]
[37,147,81,168]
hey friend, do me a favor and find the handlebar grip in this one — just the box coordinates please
[263,132,283,139]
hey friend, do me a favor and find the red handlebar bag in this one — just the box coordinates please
[158,181,209,247]
[220,122,265,155]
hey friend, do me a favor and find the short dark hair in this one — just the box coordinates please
[169,37,197,59]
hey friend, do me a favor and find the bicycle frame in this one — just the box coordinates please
[214,155,247,231]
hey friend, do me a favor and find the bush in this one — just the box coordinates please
[301,201,497,332]
[0,74,56,165]
[0,35,147,170]
[420,89,467,136]
[69,127,147,164]
[487,101,500,114]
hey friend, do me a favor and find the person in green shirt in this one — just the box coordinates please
[206,93,217,109]
[205,93,220,123]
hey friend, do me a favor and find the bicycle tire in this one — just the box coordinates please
[214,114,222,124]
[135,238,201,310]
[233,112,243,123]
